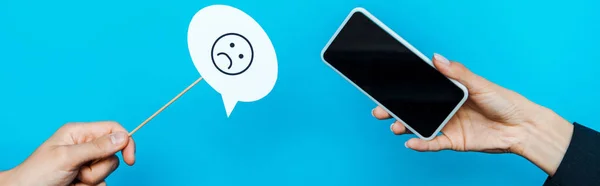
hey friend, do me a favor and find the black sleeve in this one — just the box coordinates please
[543,122,600,186]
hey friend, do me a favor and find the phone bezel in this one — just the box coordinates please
[320,7,469,140]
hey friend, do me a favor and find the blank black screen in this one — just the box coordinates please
[323,12,465,138]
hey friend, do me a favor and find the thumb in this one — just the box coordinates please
[68,131,129,165]
[432,53,495,93]
[405,136,454,152]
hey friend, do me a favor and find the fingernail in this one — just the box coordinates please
[371,108,376,117]
[390,123,395,132]
[404,141,409,148]
[110,132,127,145]
[434,53,450,66]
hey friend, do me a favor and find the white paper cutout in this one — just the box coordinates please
[187,5,278,117]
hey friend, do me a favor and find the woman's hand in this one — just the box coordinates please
[1,121,136,186]
[373,53,574,176]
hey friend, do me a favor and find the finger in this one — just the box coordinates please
[82,121,135,166]
[121,137,136,166]
[70,121,131,140]
[405,135,453,152]
[62,121,136,166]
[372,106,392,120]
[73,181,106,186]
[432,53,495,94]
[68,131,129,165]
[78,156,118,185]
[390,121,412,135]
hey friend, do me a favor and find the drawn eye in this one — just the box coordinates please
[230,43,235,48]
[239,54,244,59]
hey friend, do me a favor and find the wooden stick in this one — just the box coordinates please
[128,77,203,136]
[89,78,203,165]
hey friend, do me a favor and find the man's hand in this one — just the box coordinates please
[2,121,136,186]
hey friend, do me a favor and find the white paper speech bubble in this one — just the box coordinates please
[187,5,278,117]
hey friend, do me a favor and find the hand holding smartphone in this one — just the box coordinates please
[321,8,468,140]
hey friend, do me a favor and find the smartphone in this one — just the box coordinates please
[321,7,469,140]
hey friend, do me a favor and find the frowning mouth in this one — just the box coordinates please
[217,52,233,69]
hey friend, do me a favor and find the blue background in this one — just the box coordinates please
[1,0,599,185]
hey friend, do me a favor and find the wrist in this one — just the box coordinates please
[515,106,573,176]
